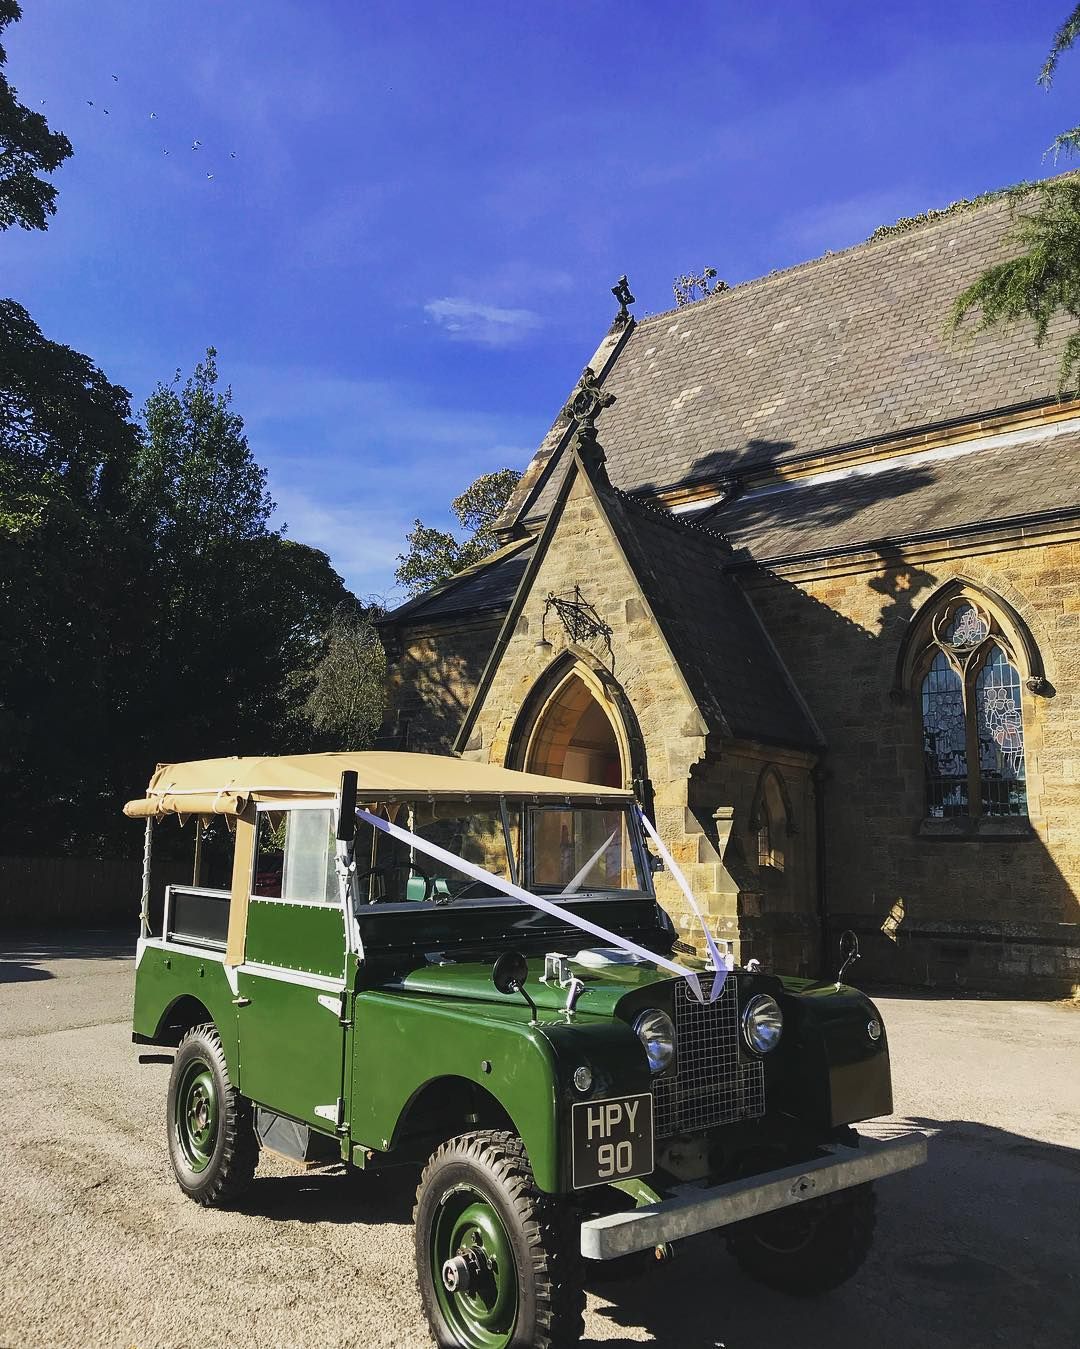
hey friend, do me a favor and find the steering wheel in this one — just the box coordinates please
[354,863,435,904]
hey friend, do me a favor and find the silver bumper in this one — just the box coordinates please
[579,1132,927,1260]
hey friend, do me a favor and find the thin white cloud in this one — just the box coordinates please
[424,297,542,348]
[272,484,408,600]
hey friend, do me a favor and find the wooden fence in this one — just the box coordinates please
[0,856,185,928]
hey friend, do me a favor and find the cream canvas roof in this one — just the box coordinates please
[123,751,632,818]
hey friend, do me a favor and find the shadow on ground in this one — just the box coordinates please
[226,1114,1078,1349]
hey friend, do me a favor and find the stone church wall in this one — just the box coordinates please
[457,473,820,972]
[742,532,1080,997]
[383,617,503,754]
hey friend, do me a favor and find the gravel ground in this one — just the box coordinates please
[1,932,1077,1349]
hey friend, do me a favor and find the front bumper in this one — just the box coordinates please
[579,1131,927,1260]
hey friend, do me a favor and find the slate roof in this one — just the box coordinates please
[600,487,821,750]
[696,422,1080,562]
[505,191,1076,529]
[382,538,534,626]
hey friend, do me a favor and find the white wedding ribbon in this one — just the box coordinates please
[356,808,707,1002]
[636,808,730,1002]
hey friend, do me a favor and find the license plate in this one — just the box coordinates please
[571,1092,654,1189]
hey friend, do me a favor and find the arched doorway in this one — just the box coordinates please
[526,671,623,787]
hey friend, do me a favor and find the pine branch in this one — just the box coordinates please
[1039,2,1080,87]
[1046,125,1080,161]
[948,178,1080,393]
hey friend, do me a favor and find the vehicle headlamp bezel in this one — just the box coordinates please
[741,993,783,1055]
[633,1008,676,1076]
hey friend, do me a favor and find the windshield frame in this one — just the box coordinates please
[348,795,653,915]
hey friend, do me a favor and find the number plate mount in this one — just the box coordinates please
[571,1092,654,1190]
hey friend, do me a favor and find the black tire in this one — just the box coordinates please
[725,1181,876,1296]
[166,1022,258,1207]
[414,1129,584,1349]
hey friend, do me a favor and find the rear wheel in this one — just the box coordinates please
[414,1130,584,1348]
[166,1023,258,1206]
[725,1182,876,1296]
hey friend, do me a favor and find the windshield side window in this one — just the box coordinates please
[529,807,644,895]
[254,808,337,903]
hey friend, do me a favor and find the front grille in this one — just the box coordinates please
[652,977,765,1138]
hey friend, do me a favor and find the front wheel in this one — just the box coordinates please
[166,1023,258,1206]
[725,1181,876,1296]
[414,1130,584,1349]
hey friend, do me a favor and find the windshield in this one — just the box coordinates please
[352,799,647,909]
[528,806,645,895]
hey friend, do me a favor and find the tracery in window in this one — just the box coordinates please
[917,596,1028,820]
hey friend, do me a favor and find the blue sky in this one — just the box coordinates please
[4,1,1077,599]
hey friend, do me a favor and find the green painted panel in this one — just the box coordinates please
[350,992,648,1193]
[244,898,346,979]
[237,968,346,1128]
[132,944,239,1079]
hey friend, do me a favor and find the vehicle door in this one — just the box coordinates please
[236,805,349,1130]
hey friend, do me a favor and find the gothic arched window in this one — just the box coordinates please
[918,598,1028,819]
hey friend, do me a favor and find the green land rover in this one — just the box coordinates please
[127,751,925,1348]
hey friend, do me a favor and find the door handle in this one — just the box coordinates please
[232,996,251,1007]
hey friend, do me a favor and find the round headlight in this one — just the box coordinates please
[741,994,783,1054]
[633,1008,676,1075]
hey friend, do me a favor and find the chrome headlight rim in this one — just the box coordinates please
[633,1007,676,1076]
[741,993,783,1055]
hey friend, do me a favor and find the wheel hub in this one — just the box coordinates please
[442,1247,487,1294]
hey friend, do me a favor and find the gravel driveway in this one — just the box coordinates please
[1,933,1077,1349]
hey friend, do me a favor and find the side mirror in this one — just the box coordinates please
[337,771,357,843]
[492,950,529,995]
[492,951,537,1023]
[836,929,860,988]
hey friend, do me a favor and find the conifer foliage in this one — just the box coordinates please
[950,8,1080,392]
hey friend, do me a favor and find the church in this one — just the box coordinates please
[378,193,1080,997]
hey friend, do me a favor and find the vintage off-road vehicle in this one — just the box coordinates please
[127,752,925,1348]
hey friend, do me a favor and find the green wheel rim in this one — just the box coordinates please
[431,1183,518,1348]
[175,1058,219,1174]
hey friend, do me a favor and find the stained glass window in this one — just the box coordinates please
[945,603,989,648]
[914,592,1032,822]
[975,647,1027,817]
[921,652,968,817]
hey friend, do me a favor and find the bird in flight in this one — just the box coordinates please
[192,139,201,150]
[150,111,157,120]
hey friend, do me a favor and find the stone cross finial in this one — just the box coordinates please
[611,274,635,327]
[561,366,616,484]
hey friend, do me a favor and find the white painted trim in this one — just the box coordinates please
[141,936,226,963]
[236,960,345,993]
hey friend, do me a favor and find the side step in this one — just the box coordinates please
[255,1108,341,1168]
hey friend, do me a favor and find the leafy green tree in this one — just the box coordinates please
[395,468,521,596]
[0,301,144,852]
[302,599,387,750]
[0,1,72,231]
[950,8,1080,390]
[132,350,350,768]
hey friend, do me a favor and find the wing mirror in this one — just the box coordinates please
[836,929,860,989]
[492,951,537,1023]
[337,771,357,843]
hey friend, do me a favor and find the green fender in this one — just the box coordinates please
[132,944,240,1080]
[350,992,651,1193]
